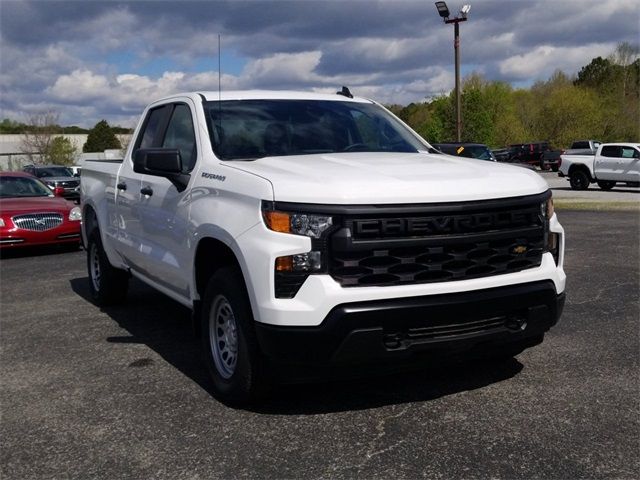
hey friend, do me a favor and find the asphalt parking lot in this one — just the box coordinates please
[1,209,639,479]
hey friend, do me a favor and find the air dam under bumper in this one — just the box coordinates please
[255,281,565,366]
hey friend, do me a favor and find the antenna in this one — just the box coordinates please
[217,34,223,150]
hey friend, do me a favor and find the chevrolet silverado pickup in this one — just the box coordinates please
[81,90,566,402]
[559,143,640,190]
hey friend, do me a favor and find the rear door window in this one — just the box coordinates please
[600,145,620,157]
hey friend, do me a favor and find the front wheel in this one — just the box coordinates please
[597,180,616,190]
[200,266,269,403]
[86,230,129,306]
[569,170,590,190]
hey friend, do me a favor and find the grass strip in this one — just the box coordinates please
[554,200,640,211]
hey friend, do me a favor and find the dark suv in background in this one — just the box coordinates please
[432,143,497,161]
[22,165,80,201]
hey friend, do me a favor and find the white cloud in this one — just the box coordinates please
[499,43,615,80]
[241,51,322,86]
[47,69,111,101]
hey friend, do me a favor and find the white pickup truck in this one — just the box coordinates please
[81,90,566,402]
[559,143,640,190]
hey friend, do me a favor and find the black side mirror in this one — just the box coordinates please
[133,148,190,192]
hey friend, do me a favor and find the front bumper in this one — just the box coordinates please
[255,280,565,366]
[0,224,82,248]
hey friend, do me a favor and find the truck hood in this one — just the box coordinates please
[225,152,549,204]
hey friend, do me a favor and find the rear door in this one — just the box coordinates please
[594,145,620,181]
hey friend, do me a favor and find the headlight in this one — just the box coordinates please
[262,204,334,298]
[263,210,333,238]
[0,218,5,227]
[68,206,82,221]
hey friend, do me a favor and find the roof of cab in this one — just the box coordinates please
[157,90,373,104]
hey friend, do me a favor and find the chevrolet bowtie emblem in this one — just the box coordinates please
[512,245,528,254]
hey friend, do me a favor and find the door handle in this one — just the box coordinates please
[117,182,127,191]
[140,187,153,196]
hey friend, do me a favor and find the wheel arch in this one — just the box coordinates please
[568,164,593,182]
[82,203,98,238]
[193,236,244,301]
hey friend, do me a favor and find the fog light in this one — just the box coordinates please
[276,251,323,272]
[548,232,559,265]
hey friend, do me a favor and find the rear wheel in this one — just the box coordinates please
[597,180,616,190]
[569,170,590,190]
[551,165,559,172]
[87,230,129,306]
[200,266,269,403]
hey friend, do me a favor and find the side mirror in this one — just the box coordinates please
[53,186,65,197]
[133,148,190,192]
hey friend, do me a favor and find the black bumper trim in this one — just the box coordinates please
[255,281,565,366]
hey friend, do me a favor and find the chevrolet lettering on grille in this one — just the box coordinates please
[352,210,539,238]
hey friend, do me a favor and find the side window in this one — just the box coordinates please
[600,145,620,158]
[162,104,197,173]
[136,105,171,150]
[620,147,638,159]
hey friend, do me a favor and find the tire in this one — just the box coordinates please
[86,230,129,306]
[597,180,615,191]
[551,165,559,172]
[200,266,269,403]
[569,170,590,190]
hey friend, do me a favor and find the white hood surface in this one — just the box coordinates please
[225,152,549,204]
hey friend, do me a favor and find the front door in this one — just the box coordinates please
[617,146,640,183]
[115,104,172,269]
[136,101,199,300]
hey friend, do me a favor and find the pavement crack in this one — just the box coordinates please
[569,281,636,306]
[353,405,410,473]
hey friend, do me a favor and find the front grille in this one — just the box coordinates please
[58,180,79,188]
[12,213,63,232]
[328,195,547,288]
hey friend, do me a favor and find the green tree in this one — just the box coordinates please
[47,136,77,165]
[527,72,603,146]
[574,57,614,90]
[82,120,122,153]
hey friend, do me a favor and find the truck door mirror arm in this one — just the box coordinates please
[133,148,191,192]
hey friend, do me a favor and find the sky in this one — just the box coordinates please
[0,0,638,128]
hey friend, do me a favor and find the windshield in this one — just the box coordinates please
[204,99,428,160]
[0,176,53,198]
[35,167,73,178]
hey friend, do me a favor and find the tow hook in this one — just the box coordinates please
[505,315,527,331]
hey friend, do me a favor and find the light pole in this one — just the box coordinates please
[435,2,470,142]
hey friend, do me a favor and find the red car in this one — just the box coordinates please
[0,172,82,249]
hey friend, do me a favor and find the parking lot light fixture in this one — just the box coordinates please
[434,1,470,142]
[435,1,450,18]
